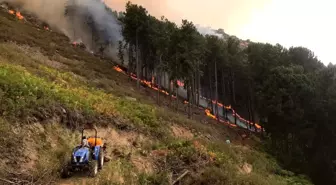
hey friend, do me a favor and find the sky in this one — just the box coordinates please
[105,0,336,65]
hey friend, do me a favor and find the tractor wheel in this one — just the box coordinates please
[89,160,98,177]
[60,162,71,178]
[98,148,104,170]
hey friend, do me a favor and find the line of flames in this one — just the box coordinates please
[114,65,262,131]
[204,99,262,129]
[7,9,51,31]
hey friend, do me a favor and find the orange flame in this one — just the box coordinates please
[205,109,217,119]
[9,10,24,20]
[113,66,124,73]
[177,80,184,87]
[205,109,238,128]
[16,11,24,20]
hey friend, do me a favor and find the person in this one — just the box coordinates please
[82,136,89,148]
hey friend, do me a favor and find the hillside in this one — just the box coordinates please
[0,5,313,185]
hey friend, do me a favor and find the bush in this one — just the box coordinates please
[138,172,170,185]
[193,166,237,185]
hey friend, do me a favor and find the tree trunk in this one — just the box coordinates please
[247,95,251,130]
[230,69,237,125]
[157,55,162,105]
[140,52,143,80]
[191,74,195,117]
[169,80,172,107]
[128,43,133,75]
[208,65,213,113]
[232,71,236,105]
[157,74,160,105]
[164,72,167,91]
[145,65,148,81]
[194,74,197,105]
[188,85,191,118]
[175,80,178,111]
[221,69,227,119]
[215,61,219,122]
[192,73,196,105]
[247,79,256,130]
[248,95,254,130]
[197,69,200,107]
[136,30,140,89]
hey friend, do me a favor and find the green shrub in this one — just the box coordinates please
[193,166,237,185]
[138,172,170,185]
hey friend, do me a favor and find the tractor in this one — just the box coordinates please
[61,128,105,178]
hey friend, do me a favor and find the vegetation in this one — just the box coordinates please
[0,41,311,184]
[113,2,335,184]
[1,1,334,184]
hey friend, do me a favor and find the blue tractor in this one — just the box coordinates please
[61,128,105,178]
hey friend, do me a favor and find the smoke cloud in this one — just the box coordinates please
[3,0,122,59]
[196,24,225,38]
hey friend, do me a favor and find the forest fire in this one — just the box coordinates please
[114,66,172,96]
[205,109,238,128]
[205,109,217,119]
[207,97,262,129]
[113,66,124,73]
[8,9,24,20]
[16,11,24,20]
[177,80,184,87]
[113,65,261,131]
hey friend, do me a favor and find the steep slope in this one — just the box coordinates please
[0,9,312,185]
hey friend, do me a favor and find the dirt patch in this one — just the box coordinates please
[131,156,155,174]
[171,124,194,140]
[97,127,151,156]
[19,124,42,173]
[99,128,137,148]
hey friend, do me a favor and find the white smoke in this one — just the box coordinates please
[196,25,220,37]
[196,24,226,38]
[3,0,122,59]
